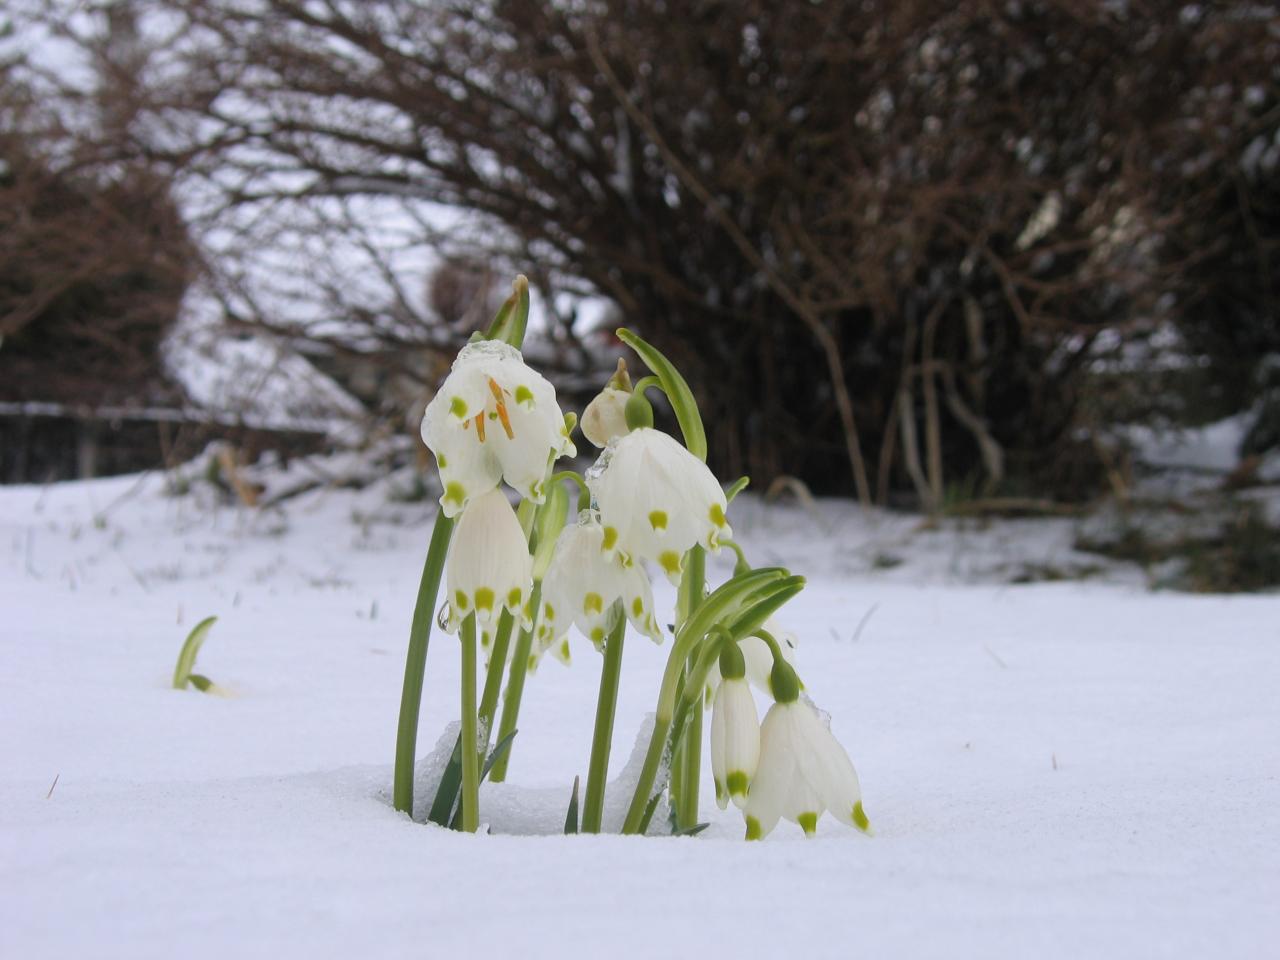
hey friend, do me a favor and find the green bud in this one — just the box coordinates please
[718,635,747,680]
[624,390,655,430]
[606,357,632,392]
[769,655,801,704]
[486,274,530,346]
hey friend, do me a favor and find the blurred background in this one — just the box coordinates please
[2,1,1277,588]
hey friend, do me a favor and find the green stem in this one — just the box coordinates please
[459,613,479,833]
[669,733,685,822]
[489,582,540,782]
[679,694,703,827]
[476,610,515,760]
[675,546,705,828]
[551,470,592,512]
[392,513,456,815]
[582,616,626,833]
[632,375,663,396]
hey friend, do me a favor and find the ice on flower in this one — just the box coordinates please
[586,427,730,583]
[443,488,533,635]
[743,698,869,840]
[536,510,663,656]
[421,340,576,518]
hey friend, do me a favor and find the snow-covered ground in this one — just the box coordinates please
[3,463,1278,958]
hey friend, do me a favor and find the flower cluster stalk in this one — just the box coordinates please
[393,277,532,817]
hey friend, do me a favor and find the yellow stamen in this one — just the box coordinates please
[475,412,486,442]
[489,378,515,439]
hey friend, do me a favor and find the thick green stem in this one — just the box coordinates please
[489,582,540,783]
[582,616,626,833]
[392,513,455,815]
[459,614,479,833]
[669,733,685,818]
[679,696,703,828]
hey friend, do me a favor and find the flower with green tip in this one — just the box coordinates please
[421,340,575,518]
[536,511,663,661]
[743,698,869,840]
[586,427,730,583]
[443,488,532,636]
[711,677,760,810]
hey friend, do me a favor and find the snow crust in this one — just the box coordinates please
[2,466,1277,958]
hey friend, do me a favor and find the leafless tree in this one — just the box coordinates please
[13,0,1278,503]
[0,12,192,409]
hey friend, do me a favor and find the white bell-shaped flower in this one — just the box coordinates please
[421,340,576,517]
[705,619,799,698]
[536,511,663,656]
[587,427,730,582]
[710,677,760,810]
[743,698,869,840]
[580,386,632,448]
[444,488,533,634]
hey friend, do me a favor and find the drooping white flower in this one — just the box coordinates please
[705,619,799,699]
[710,677,760,810]
[743,698,869,840]
[536,511,663,658]
[444,488,533,635]
[421,340,575,517]
[580,386,632,448]
[587,427,730,582]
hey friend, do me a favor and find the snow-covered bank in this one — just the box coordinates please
[2,470,1277,958]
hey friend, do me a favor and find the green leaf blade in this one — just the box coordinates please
[617,328,707,460]
[172,616,217,690]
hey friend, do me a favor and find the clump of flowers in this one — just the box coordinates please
[392,276,871,840]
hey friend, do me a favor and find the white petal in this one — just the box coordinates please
[710,686,729,810]
[784,776,825,836]
[423,418,503,517]
[421,340,572,514]
[488,376,564,501]
[588,428,731,581]
[743,702,794,840]
[618,562,663,644]
[445,489,532,629]
[721,679,761,809]
[793,700,865,831]
[424,357,491,426]
[539,511,662,652]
